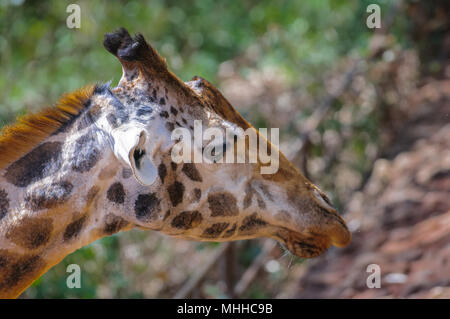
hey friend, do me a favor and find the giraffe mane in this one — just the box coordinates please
[0,85,95,170]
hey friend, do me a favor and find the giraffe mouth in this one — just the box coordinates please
[272,204,352,258]
[274,228,333,258]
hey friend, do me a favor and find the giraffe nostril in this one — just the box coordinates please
[312,188,337,212]
[320,192,333,206]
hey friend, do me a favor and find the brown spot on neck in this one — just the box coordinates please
[202,223,229,238]
[104,213,129,235]
[0,250,45,298]
[181,163,203,182]
[158,163,167,184]
[134,193,161,221]
[168,181,185,207]
[63,215,87,242]
[6,217,53,250]
[171,211,203,230]
[207,192,239,217]
[106,182,125,204]
[4,141,63,188]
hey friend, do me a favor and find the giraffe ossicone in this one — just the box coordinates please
[0,28,351,298]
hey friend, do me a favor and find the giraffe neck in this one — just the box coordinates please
[0,116,133,298]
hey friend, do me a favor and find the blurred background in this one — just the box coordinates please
[0,0,448,298]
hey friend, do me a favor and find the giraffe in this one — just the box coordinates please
[0,28,351,298]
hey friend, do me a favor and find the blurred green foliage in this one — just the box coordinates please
[0,0,412,298]
[0,0,395,124]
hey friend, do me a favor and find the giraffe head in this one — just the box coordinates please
[90,28,351,258]
[0,28,352,298]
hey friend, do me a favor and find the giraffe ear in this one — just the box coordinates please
[111,126,158,186]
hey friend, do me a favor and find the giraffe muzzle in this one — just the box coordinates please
[274,202,351,258]
[277,219,351,258]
